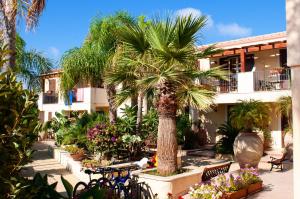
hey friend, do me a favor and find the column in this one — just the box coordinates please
[240,49,245,72]
[286,0,300,198]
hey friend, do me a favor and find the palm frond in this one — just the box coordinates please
[176,84,215,111]
[26,0,46,29]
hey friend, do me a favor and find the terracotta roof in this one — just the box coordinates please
[199,31,286,50]
[40,69,62,77]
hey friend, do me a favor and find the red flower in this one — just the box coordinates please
[167,193,173,197]
[178,196,184,199]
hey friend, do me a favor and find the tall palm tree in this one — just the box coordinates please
[106,16,151,134]
[60,12,134,123]
[114,15,226,175]
[15,35,52,90]
[0,0,46,71]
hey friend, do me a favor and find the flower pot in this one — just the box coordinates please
[71,153,85,161]
[225,188,247,199]
[233,132,263,168]
[247,182,263,195]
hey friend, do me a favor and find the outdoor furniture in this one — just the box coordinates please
[201,162,232,182]
[268,152,288,171]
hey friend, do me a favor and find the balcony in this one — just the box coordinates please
[43,92,58,104]
[214,68,291,93]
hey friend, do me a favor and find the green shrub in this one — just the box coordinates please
[0,72,40,196]
[229,100,271,132]
[215,122,240,154]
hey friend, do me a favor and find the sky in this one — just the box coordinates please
[18,0,286,67]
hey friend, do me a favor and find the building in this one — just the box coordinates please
[38,32,289,149]
[198,32,290,149]
[38,69,110,122]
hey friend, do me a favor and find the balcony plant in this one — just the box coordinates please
[230,100,271,168]
[65,145,85,161]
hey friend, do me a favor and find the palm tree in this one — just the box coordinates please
[276,96,292,131]
[114,15,226,175]
[0,0,46,71]
[15,35,52,90]
[106,16,151,134]
[60,12,134,123]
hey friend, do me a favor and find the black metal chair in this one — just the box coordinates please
[268,152,288,171]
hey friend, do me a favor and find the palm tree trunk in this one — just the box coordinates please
[136,92,144,135]
[0,1,16,71]
[157,83,178,176]
[104,83,117,123]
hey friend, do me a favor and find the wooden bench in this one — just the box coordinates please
[201,162,232,182]
[268,152,288,171]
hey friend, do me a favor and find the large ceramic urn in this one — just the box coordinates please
[233,132,264,168]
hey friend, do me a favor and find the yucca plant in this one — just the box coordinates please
[229,100,271,132]
[112,14,226,175]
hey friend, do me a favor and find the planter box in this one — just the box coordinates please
[134,168,202,199]
[70,153,85,161]
[224,188,247,199]
[248,182,263,195]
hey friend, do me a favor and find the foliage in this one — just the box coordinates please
[15,34,52,91]
[81,159,102,168]
[190,168,262,199]
[64,145,85,155]
[6,173,64,199]
[276,96,292,133]
[215,122,240,154]
[116,105,137,134]
[87,122,120,158]
[113,14,226,175]
[122,134,142,158]
[229,100,271,132]
[239,168,262,185]
[189,183,223,199]
[0,71,40,195]
[176,113,191,145]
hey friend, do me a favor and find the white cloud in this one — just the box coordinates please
[175,8,214,28]
[216,23,252,37]
[49,46,60,58]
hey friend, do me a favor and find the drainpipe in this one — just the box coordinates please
[286,0,300,198]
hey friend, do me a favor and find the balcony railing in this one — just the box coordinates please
[212,68,291,93]
[43,92,58,104]
[254,68,291,91]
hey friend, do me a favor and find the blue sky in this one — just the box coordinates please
[18,0,286,67]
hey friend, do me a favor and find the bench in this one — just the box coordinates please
[268,151,288,171]
[201,162,232,182]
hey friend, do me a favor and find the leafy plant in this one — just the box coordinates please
[0,71,40,195]
[65,146,85,155]
[176,113,191,145]
[116,105,137,134]
[276,96,292,134]
[215,122,240,154]
[229,100,271,132]
[189,183,223,199]
[122,134,142,159]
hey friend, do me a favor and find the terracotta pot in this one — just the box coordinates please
[284,132,293,161]
[71,153,85,161]
[233,132,263,168]
[248,182,263,194]
[225,188,247,199]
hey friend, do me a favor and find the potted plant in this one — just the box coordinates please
[65,145,85,161]
[240,168,263,194]
[230,100,270,168]
[189,183,223,199]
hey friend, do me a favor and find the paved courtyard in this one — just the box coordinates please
[22,141,293,198]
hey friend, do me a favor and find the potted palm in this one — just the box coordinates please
[230,100,270,168]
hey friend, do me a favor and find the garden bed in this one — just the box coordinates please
[134,167,202,199]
